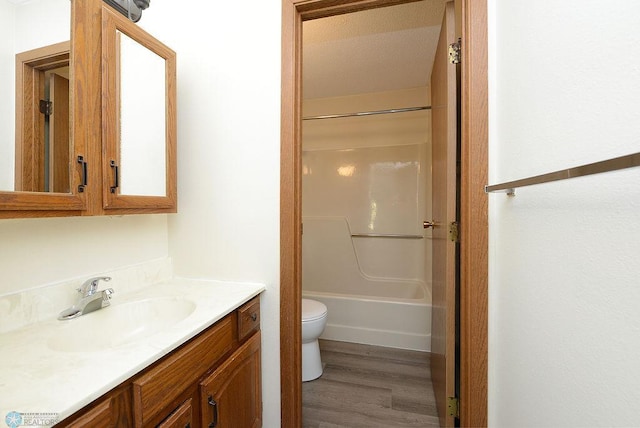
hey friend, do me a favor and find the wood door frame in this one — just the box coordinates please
[280,0,488,426]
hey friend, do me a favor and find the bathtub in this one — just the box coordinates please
[303,286,431,352]
[302,217,432,351]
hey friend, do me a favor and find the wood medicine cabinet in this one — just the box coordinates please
[0,0,176,219]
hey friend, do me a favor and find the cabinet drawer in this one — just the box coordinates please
[157,398,192,428]
[132,315,236,427]
[237,297,260,341]
[64,399,112,427]
[60,387,131,427]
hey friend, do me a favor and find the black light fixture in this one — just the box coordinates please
[103,0,151,23]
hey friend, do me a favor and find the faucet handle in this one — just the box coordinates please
[101,288,115,307]
[77,276,112,296]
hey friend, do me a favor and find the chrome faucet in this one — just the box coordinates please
[58,276,114,320]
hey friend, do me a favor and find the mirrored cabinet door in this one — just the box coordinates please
[0,0,88,217]
[101,5,177,212]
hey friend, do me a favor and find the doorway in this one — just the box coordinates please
[280,0,488,426]
[300,3,439,424]
[301,0,438,353]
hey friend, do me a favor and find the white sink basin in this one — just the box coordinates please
[48,297,196,352]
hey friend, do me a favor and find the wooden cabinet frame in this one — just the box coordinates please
[0,0,177,218]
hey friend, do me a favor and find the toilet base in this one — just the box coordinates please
[302,339,323,382]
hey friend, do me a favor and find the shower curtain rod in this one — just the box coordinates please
[302,106,431,121]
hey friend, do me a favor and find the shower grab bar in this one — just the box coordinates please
[485,152,640,196]
[351,233,423,239]
[302,106,431,121]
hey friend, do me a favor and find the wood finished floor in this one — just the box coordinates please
[302,340,440,428]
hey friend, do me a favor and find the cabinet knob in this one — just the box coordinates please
[250,313,257,322]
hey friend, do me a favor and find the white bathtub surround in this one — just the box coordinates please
[0,277,265,422]
[301,109,432,351]
[302,144,428,238]
[301,143,430,290]
[302,217,428,300]
[0,257,173,334]
[302,217,431,351]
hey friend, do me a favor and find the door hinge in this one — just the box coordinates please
[448,39,461,64]
[449,221,459,243]
[447,396,460,418]
[39,100,53,116]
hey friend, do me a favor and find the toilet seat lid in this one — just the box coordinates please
[302,299,327,321]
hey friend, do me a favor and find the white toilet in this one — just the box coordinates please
[301,298,328,382]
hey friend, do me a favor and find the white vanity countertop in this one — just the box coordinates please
[0,278,265,424]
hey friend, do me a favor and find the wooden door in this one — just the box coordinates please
[49,73,70,193]
[430,2,458,427]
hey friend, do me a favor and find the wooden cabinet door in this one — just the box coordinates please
[101,4,177,214]
[200,332,262,428]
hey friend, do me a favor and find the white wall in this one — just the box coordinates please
[138,3,282,426]
[488,1,640,426]
[0,215,169,296]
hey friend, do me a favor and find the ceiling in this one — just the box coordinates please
[302,0,448,100]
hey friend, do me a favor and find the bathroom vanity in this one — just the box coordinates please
[61,297,261,427]
[0,279,264,427]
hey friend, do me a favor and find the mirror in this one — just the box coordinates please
[118,31,167,197]
[0,0,71,193]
